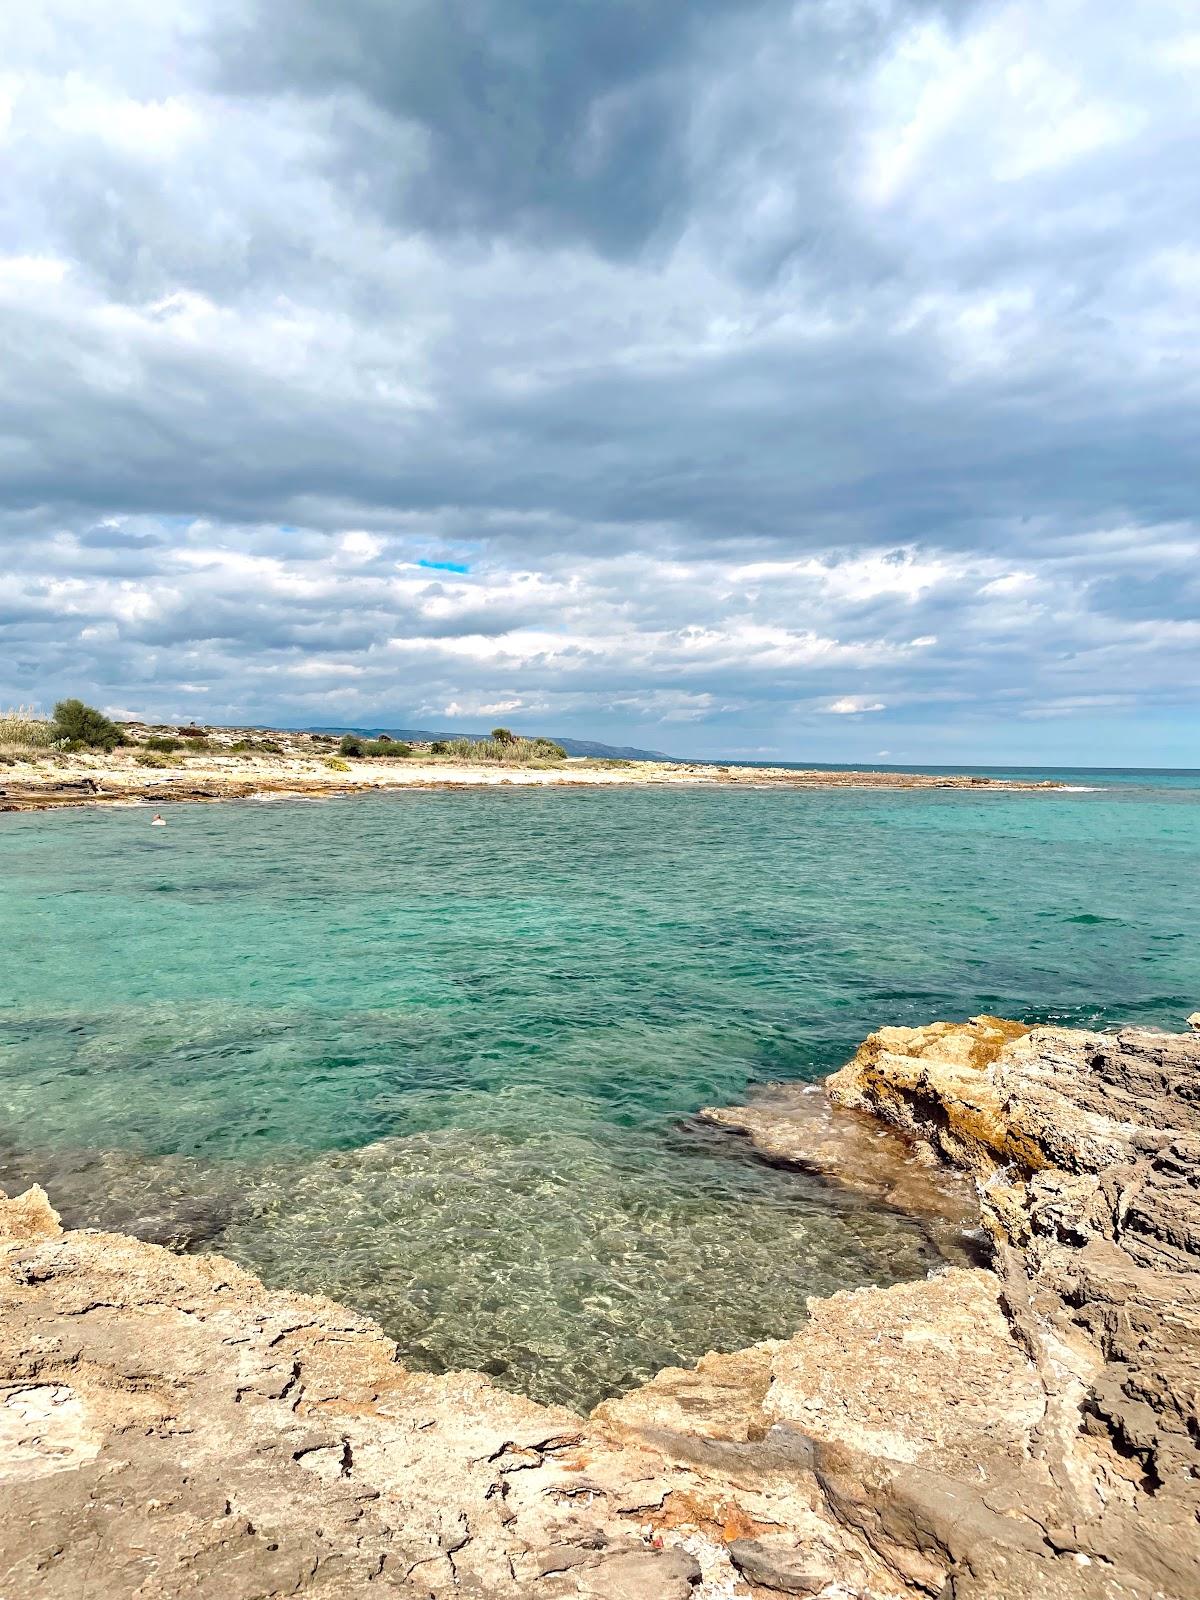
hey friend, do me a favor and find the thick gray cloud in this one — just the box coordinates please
[220,0,769,255]
[0,0,1197,761]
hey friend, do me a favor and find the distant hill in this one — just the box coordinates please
[304,727,676,762]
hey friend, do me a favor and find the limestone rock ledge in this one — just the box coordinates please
[3,1018,1198,1599]
[820,1018,1200,1598]
[668,1018,1200,1598]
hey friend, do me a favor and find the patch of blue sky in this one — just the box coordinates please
[418,558,470,574]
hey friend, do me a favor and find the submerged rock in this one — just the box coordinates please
[0,1141,246,1250]
[697,1080,983,1266]
[1,1016,1197,1598]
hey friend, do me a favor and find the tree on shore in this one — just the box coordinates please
[51,698,124,750]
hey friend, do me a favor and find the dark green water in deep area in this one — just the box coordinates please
[1,776,1197,1407]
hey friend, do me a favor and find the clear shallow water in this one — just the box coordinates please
[2,776,1198,1407]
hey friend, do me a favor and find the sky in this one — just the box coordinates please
[2,0,1198,764]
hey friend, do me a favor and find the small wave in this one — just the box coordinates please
[249,790,330,803]
[1057,785,1102,792]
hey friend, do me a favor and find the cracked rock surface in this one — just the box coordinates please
[0,1190,725,1599]
[821,1018,1200,1598]
[2,1018,1197,1599]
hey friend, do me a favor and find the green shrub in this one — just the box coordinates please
[134,751,179,768]
[229,737,283,755]
[144,735,183,753]
[363,738,411,758]
[51,698,124,751]
[337,734,411,758]
[429,741,449,754]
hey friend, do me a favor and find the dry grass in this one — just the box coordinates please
[0,706,55,752]
[441,735,566,764]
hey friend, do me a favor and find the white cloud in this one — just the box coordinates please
[0,253,69,285]
[826,697,886,715]
[980,572,1037,597]
[339,531,383,562]
[53,91,199,156]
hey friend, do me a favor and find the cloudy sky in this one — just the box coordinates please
[2,0,1197,762]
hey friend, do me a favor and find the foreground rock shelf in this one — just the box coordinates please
[2,1017,1197,1598]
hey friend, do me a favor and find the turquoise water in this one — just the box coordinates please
[2,776,1198,1406]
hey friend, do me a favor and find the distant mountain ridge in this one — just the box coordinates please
[304,726,675,762]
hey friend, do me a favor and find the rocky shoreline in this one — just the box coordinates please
[3,1016,1196,1598]
[0,726,1067,812]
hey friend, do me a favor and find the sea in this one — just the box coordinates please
[2,767,1197,1408]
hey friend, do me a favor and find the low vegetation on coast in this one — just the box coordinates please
[0,704,570,769]
[0,699,125,754]
[0,699,1068,812]
[336,727,566,763]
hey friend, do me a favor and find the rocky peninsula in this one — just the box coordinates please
[3,1016,1196,1598]
[0,721,1065,811]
